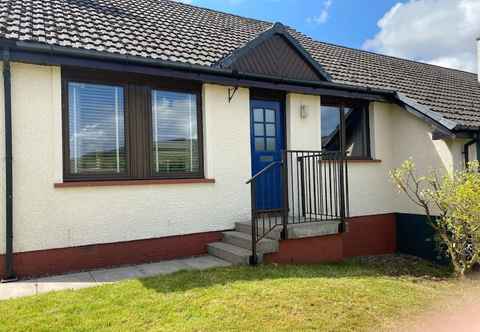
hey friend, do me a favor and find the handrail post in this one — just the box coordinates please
[281,150,289,240]
[338,154,345,219]
[249,182,258,265]
[299,157,306,218]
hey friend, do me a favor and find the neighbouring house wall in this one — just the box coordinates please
[388,102,466,214]
[0,63,253,255]
[467,141,477,163]
[346,101,466,216]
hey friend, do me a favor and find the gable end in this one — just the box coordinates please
[216,23,331,82]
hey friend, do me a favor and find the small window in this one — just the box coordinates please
[321,102,370,159]
[151,90,200,176]
[67,82,126,176]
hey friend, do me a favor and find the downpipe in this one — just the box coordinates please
[1,48,16,282]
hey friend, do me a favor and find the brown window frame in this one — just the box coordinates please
[61,68,204,182]
[321,97,372,160]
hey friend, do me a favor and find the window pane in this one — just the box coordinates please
[152,90,200,174]
[255,137,265,151]
[321,106,341,152]
[266,138,276,151]
[321,104,370,158]
[265,109,275,123]
[345,108,368,158]
[253,108,264,122]
[254,123,264,137]
[68,82,125,175]
[266,124,275,137]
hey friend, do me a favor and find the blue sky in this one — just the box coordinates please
[184,0,399,50]
[180,0,480,73]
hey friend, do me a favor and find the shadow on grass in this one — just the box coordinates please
[139,255,452,294]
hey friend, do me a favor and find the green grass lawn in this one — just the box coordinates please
[0,256,460,332]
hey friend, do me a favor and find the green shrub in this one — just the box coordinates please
[391,159,480,278]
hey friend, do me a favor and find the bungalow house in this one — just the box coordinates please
[1,0,480,280]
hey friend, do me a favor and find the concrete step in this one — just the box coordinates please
[222,231,279,254]
[207,242,261,265]
[234,221,283,240]
[235,219,342,240]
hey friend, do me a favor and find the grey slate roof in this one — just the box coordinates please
[0,0,479,129]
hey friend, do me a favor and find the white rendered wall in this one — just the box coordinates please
[1,63,252,254]
[388,102,466,214]
[349,101,466,216]
[0,63,471,254]
[285,93,321,150]
[347,102,397,216]
[284,96,459,217]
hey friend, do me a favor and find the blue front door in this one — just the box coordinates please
[250,99,285,211]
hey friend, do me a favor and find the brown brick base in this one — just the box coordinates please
[265,213,396,264]
[264,234,343,264]
[343,213,397,257]
[1,214,397,279]
[0,231,223,279]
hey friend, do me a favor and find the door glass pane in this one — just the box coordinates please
[265,109,275,123]
[265,124,275,137]
[266,138,276,151]
[254,123,264,136]
[152,90,199,174]
[255,137,265,151]
[68,82,126,175]
[253,108,264,122]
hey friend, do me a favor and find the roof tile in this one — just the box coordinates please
[0,0,478,128]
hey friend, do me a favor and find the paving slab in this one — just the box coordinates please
[90,266,145,283]
[0,255,231,301]
[182,255,232,270]
[36,272,96,294]
[0,281,37,300]
[136,259,190,277]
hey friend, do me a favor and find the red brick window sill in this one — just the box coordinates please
[54,178,216,188]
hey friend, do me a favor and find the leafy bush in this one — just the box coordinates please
[390,159,480,278]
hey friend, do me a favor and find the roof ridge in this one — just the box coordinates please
[163,0,271,26]
[294,32,478,77]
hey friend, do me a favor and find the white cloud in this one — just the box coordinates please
[363,0,480,73]
[307,0,333,25]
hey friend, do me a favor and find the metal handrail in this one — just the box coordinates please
[295,150,342,161]
[247,150,350,266]
[246,161,282,184]
[247,159,286,265]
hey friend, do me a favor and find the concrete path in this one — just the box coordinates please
[0,255,231,301]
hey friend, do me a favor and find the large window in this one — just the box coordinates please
[151,91,200,175]
[321,100,371,159]
[68,82,126,176]
[63,70,203,181]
